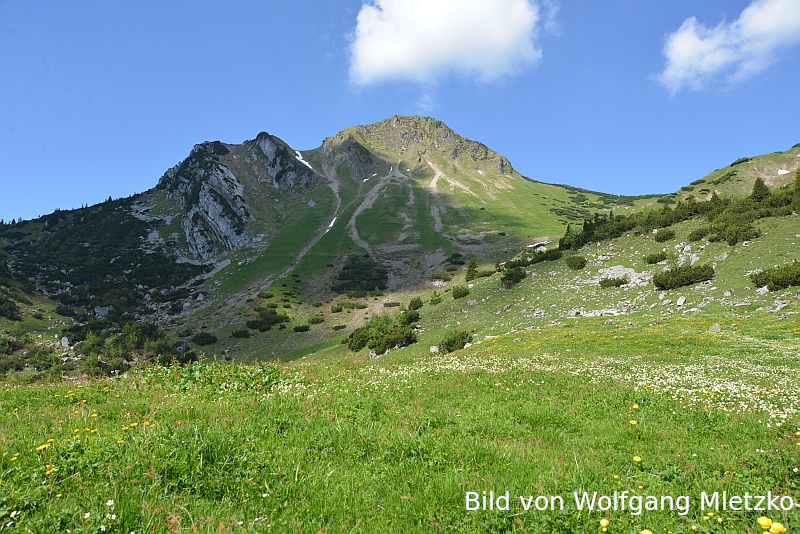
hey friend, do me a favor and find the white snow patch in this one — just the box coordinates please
[477,170,484,175]
[294,150,313,170]
[777,169,790,176]
[325,217,337,233]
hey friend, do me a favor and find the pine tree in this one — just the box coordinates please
[465,259,478,282]
[751,177,769,202]
[794,169,800,209]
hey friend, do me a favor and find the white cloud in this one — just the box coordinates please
[349,0,544,86]
[659,0,800,93]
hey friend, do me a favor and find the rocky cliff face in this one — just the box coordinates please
[253,133,319,189]
[158,133,321,261]
[158,142,251,260]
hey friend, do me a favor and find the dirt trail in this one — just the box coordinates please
[346,166,405,257]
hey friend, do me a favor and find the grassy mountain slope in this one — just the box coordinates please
[672,143,800,202]
[2,208,799,529]
[0,118,796,368]
[2,128,800,530]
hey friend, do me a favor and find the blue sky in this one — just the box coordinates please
[1,0,799,221]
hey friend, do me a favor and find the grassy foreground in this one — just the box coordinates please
[2,316,799,532]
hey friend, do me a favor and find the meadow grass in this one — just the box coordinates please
[2,315,799,532]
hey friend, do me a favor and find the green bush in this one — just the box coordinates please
[340,300,367,310]
[231,329,251,339]
[0,333,24,354]
[654,229,675,243]
[309,316,324,324]
[332,324,346,331]
[293,325,310,332]
[500,267,526,288]
[440,330,472,353]
[429,291,442,305]
[345,315,417,355]
[654,264,714,290]
[452,285,470,299]
[599,277,628,288]
[644,252,667,264]
[398,310,420,326]
[749,261,800,291]
[191,332,218,346]
[0,293,21,321]
[331,305,343,313]
[408,297,423,310]
[246,307,288,331]
[565,256,587,270]
[688,227,711,242]
[383,301,401,307]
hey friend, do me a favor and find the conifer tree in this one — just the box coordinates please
[751,177,769,202]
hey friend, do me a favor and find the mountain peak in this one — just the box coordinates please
[324,115,519,177]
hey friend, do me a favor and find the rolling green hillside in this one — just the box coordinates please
[2,119,800,531]
[1,116,660,364]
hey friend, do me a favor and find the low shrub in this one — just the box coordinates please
[0,293,20,321]
[309,316,324,324]
[749,261,800,291]
[500,267,526,288]
[599,277,628,288]
[345,315,417,355]
[191,332,217,346]
[293,325,310,332]
[644,252,667,264]
[332,324,346,330]
[331,305,343,313]
[654,264,714,290]
[452,285,470,299]
[688,227,711,242]
[440,330,472,353]
[246,307,288,331]
[340,300,367,310]
[654,229,676,242]
[429,291,442,305]
[398,310,420,326]
[383,301,401,307]
[565,256,587,270]
[231,329,251,339]
[408,297,423,310]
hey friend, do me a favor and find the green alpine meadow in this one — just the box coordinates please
[3,2,800,531]
[2,115,799,532]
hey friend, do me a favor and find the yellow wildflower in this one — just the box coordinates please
[758,517,773,529]
[633,455,642,463]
